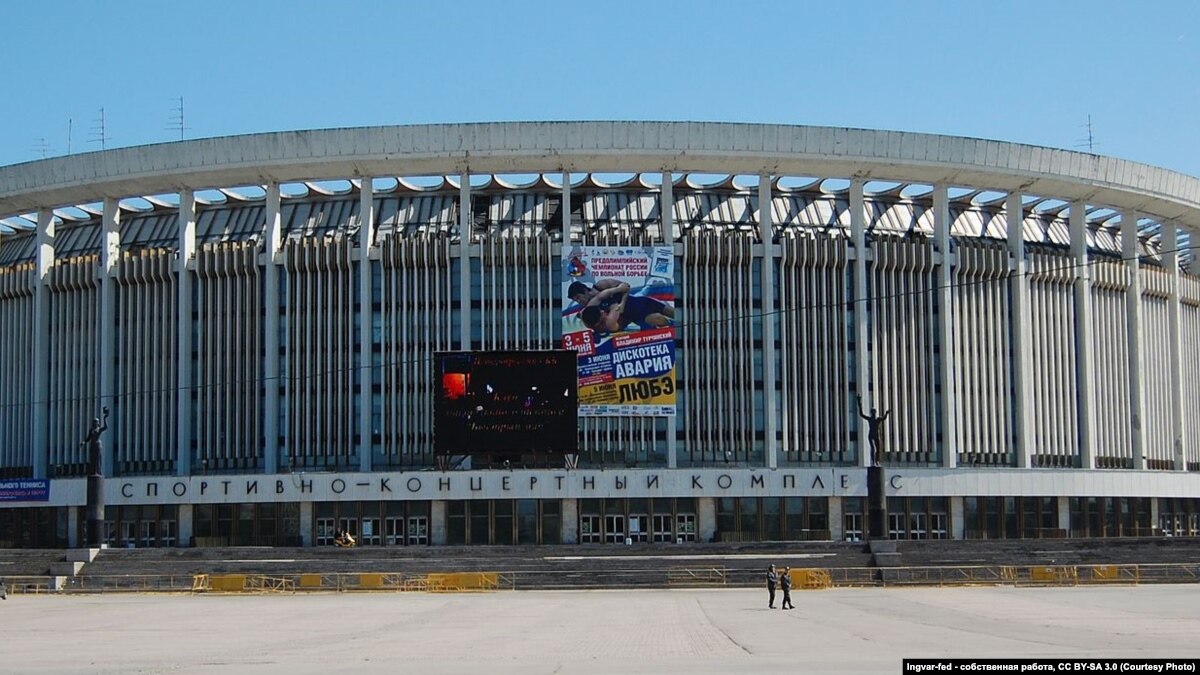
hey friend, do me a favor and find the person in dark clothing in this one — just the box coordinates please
[780,567,795,610]
[766,564,778,609]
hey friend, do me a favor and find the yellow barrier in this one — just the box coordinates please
[1084,565,1139,584]
[789,568,833,590]
[425,572,502,592]
[208,574,248,592]
[359,574,384,589]
[299,574,324,589]
[245,576,295,593]
[1029,566,1079,585]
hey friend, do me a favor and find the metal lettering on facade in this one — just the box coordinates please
[90,470,871,505]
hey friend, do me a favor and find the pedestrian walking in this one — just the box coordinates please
[766,564,778,609]
[780,567,794,610]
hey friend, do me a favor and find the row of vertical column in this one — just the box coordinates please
[11,176,1197,477]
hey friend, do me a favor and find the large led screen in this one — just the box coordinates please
[561,245,676,417]
[433,350,578,456]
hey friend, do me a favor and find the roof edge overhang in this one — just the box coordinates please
[2,122,1199,231]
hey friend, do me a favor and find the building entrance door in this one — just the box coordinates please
[604,515,626,543]
[407,516,428,545]
[628,514,648,542]
[385,517,404,545]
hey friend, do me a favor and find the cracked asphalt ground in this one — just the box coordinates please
[4,585,1199,674]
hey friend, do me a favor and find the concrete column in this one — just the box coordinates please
[67,507,80,548]
[358,180,375,473]
[177,503,193,548]
[850,179,871,467]
[32,209,54,479]
[950,497,965,540]
[430,500,447,545]
[1162,224,1187,470]
[1069,201,1095,469]
[263,185,282,473]
[661,171,677,470]
[697,497,717,543]
[459,173,472,350]
[99,198,120,476]
[299,501,313,547]
[933,184,957,468]
[1150,498,1161,534]
[828,496,844,541]
[562,170,572,233]
[1007,193,1034,468]
[759,176,778,469]
[561,498,579,544]
[176,191,196,476]
[1057,496,1071,535]
[1121,211,1146,470]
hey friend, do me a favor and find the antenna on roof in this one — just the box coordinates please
[1074,114,1097,153]
[67,118,73,155]
[168,96,190,141]
[90,107,109,150]
[32,138,51,159]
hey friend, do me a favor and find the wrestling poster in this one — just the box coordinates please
[561,245,676,417]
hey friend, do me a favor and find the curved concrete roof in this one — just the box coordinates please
[2,122,1199,231]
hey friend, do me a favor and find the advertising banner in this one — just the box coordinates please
[562,245,676,416]
[0,479,50,502]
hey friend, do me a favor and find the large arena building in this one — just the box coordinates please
[0,121,1197,549]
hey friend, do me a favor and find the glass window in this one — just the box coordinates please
[470,503,489,545]
[494,500,514,546]
[517,500,538,545]
[717,497,737,534]
[541,500,561,545]
[447,501,466,545]
[739,498,759,538]
[808,497,828,533]
[763,498,782,540]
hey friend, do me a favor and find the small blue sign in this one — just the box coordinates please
[0,479,50,502]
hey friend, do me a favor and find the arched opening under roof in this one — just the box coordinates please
[196,189,229,204]
[730,175,760,189]
[56,206,94,222]
[145,193,180,207]
[307,180,353,195]
[468,175,491,188]
[12,214,39,229]
[947,187,974,200]
[1032,199,1070,217]
[900,184,933,200]
[775,176,821,191]
[864,180,902,196]
[590,173,638,187]
[370,177,399,192]
[279,183,308,198]
[226,185,267,200]
[1087,207,1120,227]
[819,178,850,193]
[640,173,665,187]
[973,191,1007,207]
[398,176,445,190]
[492,173,541,189]
[686,174,730,189]
[121,197,154,212]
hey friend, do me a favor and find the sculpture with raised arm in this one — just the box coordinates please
[856,395,891,467]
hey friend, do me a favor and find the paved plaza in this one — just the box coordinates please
[4,585,1200,674]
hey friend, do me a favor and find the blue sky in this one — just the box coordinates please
[3,0,1198,176]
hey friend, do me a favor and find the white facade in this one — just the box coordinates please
[1,122,1198,546]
